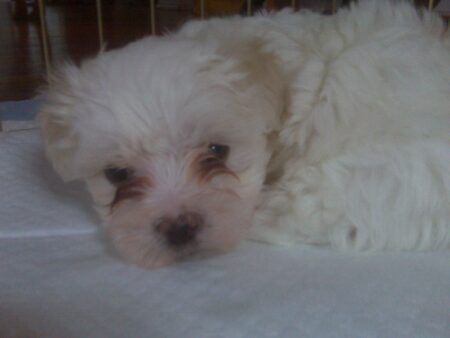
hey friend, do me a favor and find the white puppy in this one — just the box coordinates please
[40,0,450,268]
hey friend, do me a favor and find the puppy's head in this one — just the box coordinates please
[40,36,282,268]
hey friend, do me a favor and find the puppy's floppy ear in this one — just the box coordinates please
[39,64,82,182]
[220,39,285,132]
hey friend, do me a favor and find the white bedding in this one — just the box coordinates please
[1,130,449,338]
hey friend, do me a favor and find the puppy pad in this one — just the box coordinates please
[0,100,40,132]
[1,129,450,338]
[0,130,96,237]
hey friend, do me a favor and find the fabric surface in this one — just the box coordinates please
[0,100,39,121]
[1,130,450,338]
[0,130,96,237]
[0,100,39,132]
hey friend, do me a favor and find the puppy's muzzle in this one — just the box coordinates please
[155,213,203,247]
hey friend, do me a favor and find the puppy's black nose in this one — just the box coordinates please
[156,213,203,247]
[166,222,196,246]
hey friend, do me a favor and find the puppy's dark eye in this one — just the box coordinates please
[104,167,133,184]
[208,144,229,160]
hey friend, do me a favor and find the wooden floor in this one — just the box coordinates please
[0,1,195,101]
[0,0,446,102]
[0,0,346,101]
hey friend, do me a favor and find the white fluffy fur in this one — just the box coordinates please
[40,1,450,267]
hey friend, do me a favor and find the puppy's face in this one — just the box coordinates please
[40,37,281,267]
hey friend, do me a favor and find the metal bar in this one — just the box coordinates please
[200,0,205,19]
[96,0,104,47]
[292,0,296,10]
[247,0,252,16]
[332,0,337,13]
[150,0,156,35]
[429,0,434,10]
[37,0,50,79]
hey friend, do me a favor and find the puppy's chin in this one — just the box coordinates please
[107,227,241,269]
[105,197,256,269]
[107,224,178,268]
[106,221,247,269]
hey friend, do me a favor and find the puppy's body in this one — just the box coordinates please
[41,1,450,267]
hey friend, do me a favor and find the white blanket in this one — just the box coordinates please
[1,130,449,338]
